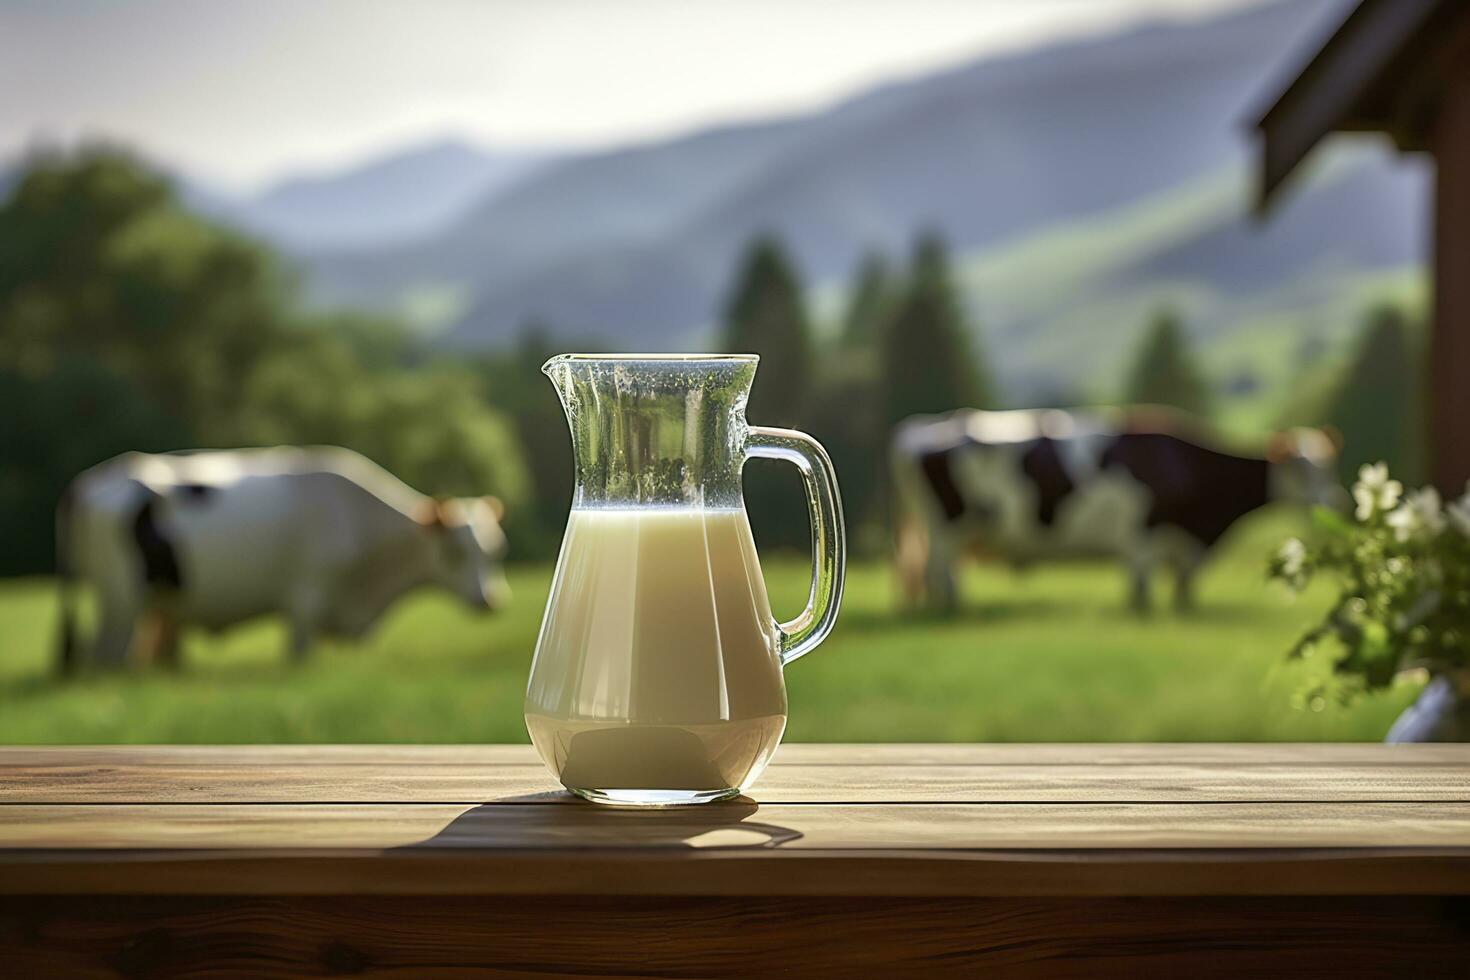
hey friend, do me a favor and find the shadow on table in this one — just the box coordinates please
[402,795,803,851]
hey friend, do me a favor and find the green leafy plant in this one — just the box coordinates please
[1270,463,1470,703]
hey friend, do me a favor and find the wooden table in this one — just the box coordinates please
[2,744,1469,977]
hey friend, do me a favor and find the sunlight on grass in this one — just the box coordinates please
[0,508,1417,743]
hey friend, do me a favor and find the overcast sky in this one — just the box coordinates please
[2,0,1281,190]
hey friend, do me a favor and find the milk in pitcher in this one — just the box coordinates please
[525,507,787,801]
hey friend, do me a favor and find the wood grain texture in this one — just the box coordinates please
[2,745,1469,899]
[5,744,1469,806]
[3,894,1468,979]
[6,801,1470,850]
[7,762,1470,803]
[2,745,1468,976]
[6,742,1469,766]
[7,849,1470,898]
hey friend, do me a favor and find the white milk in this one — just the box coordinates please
[525,507,787,795]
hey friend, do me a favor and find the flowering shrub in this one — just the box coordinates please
[1269,463,1470,702]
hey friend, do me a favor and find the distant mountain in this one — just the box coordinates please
[0,0,1422,416]
[305,119,820,313]
[303,0,1382,353]
[294,0,1422,414]
[950,143,1426,407]
[212,139,556,251]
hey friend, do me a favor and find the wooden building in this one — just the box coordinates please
[1255,0,1470,493]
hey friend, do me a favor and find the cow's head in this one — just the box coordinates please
[416,496,510,611]
[1267,427,1348,509]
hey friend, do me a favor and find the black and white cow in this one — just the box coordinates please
[891,408,1342,611]
[56,448,510,671]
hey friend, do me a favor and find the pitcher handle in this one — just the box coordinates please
[744,426,846,666]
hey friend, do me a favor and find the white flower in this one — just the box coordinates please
[1385,487,1445,543]
[1449,500,1470,538]
[1277,537,1307,577]
[1449,482,1470,538]
[1353,462,1403,520]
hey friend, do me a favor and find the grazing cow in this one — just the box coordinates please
[56,448,509,671]
[892,408,1342,612]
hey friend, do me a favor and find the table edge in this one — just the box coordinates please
[4,847,1470,897]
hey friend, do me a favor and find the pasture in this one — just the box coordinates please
[0,509,1417,743]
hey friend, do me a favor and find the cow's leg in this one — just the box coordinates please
[1126,545,1154,615]
[1173,567,1197,613]
[69,498,143,670]
[134,609,161,665]
[925,530,960,613]
[152,610,183,670]
[92,585,142,669]
[287,613,317,662]
[1129,567,1152,614]
[1130,526,1194,615]
[929,537,964,614]
[1172,544,1206,614]
[285,584,329,662]
[894,519,927,610]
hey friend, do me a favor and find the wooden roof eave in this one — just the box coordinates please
[1253,0,1448,214]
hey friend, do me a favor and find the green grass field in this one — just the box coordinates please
[0,509,1418,743]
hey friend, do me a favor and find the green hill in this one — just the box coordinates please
[940,144,1426,429]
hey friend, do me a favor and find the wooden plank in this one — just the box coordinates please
[6,849,1470,898]
[4,802,1470,850]
[3,894,1467,977]
[0,764,557,804]
[3,745,1468,897]
[5,763,1469,803]
[771,742,1470,765]
[3,742,1467,767]
[773,743,1470,765]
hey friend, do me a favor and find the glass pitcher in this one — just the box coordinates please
[525,354,845,806]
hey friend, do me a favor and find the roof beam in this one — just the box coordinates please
[1255,0,1443,210]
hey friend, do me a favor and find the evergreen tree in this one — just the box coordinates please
[721,236,812,426]
[719,236,816,550]
[1122,309,1212,417]
[879,232,992,427]
[839,251,894,350]
[1323,305,1425,483]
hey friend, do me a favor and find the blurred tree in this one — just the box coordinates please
[472,323,595,559]
[312,310,422,372]
[235,331,530,515]
[0,147,534,572]
[0,357,189,575]
[839,251,895,350]
[1321,305,1426,483]
[804,353,886,553]
[721,235,813,426]
[0,147,293,571]
[1276,358,1341,431]
[879,232,993,427]
[352,371,529,507]
[0,145,291,447]
[1122,309,1212,417]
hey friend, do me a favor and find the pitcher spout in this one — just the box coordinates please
[541,353,574,410]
